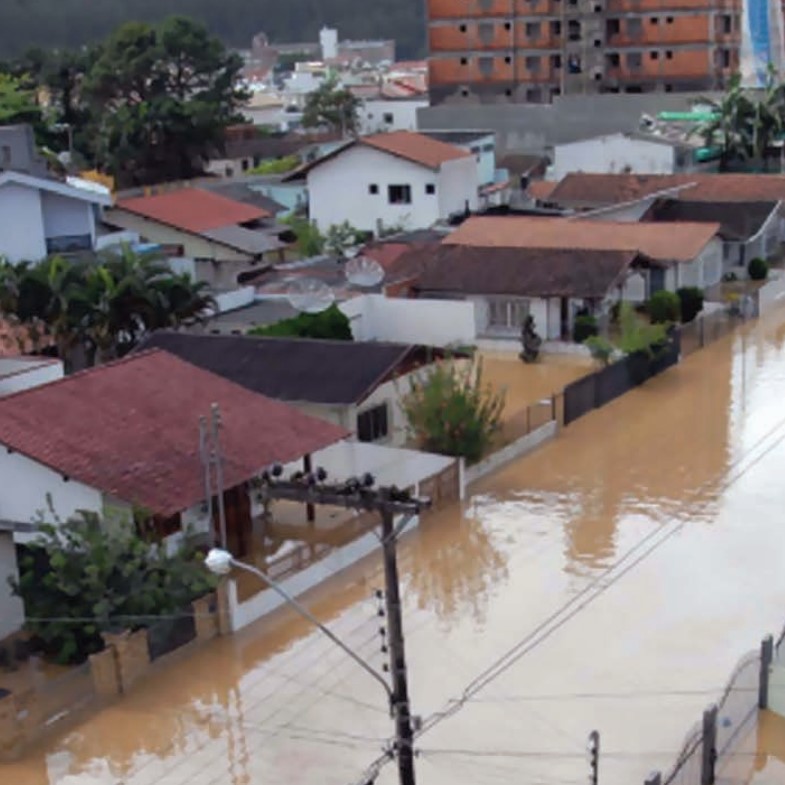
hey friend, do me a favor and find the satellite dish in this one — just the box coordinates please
[345,256,385,288]
[286,277,335,313]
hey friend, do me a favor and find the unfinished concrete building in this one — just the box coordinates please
[427,0,742,104]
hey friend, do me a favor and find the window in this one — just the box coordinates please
[357,404,388,442]
[0,145,10,167]
[482,143,494,152]
[666,16,674,23]
[487,298,529,331]
[627,18,642,35]
[460,56,468,65]
[504,21,512,31]
[666,50,673,60]
[478,56,494,74]
[552,53,563,68]
[383,112,394,124]
[526,21,541,38]
[368,183,379,195]
[388,184,412,204]
[606,19,620,36]
[627,52,642,68]
[720,14,732,33]
[525,55,541,72]
[607,53,620,67]
[650,16,659,24]
[551,20,562,36]
[593,39,602,48]
[459,23,467,32]
[568,20,581,41]
[425,183,436,195]
[650,51,659,60]
[504,55,512,65]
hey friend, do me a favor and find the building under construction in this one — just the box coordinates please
[427,0,784,105]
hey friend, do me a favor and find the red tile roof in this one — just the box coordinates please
[362,131,470,169]
[0,350,346,516]
[548,172,785,207]
[116,188,270,234]
[444,215,719,263]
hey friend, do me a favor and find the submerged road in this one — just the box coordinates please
[6,309,785,785]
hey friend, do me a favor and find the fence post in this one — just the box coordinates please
[701,704,718,785]
[525,404,531,435]
[759,634,774,710]
[699,316,705,348]
[644,773,662,785]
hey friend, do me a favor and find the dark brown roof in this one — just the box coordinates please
[138,333,445,405]
[642,199,778,241]
[395,244,641,299]
[0,350,346,516]
[548,172,785,207]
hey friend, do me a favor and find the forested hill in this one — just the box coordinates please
[0,0,425,58]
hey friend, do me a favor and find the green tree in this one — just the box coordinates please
[648,290,681,324]
[324,221,364,258]
[401,358,505,464]
[248,155,300,175]
[282,215,326,257]
[0,73,41,126]
[302,76,361,135]
[83,16,248,185]
[11,509,216,664]
[249,303,353,340]
[617,302,668,358]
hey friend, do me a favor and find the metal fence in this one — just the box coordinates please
[646,634,775,785]
[678,310,738,357]
[564,333,680,426]
[146,610,197,662]
[501,397,556,443]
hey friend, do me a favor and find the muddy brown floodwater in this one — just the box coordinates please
[5,312,785,785]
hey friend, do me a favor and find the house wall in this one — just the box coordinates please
[673,237,723,289]
[339,294,477,346]
[0,359,63,397]
[0,183,46,262]
[307,145,476,234]
[437,154,480,218]
[0,532,24,640]
[471,295,560,340]
[40,192,95,246]
[551,135,678,181]
[360,99,428,134]
[0,449,103,543]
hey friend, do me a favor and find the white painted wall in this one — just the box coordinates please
[551,134,678,181]
[0,532,24,639]
[41,191,95,244]
[359,99,428,135]
[0,182,46,262]
[438,155,480,218]
[0,449,103,543]
[339,294,477,346]
[306,145,478,234]
[0,359,63,397]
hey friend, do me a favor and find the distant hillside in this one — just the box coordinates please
[0,0,425,59]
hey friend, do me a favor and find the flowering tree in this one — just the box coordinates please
[401,358,505,464]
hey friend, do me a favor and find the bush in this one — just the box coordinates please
[584,335,614,366]
[573,314,598,343]
[748,257,769,281]
[249,304,353,341]
[676,286,705,323]
[648,290,681,324]
[617,302,668,358]
[401,359,505,464]
[248,155,300,175]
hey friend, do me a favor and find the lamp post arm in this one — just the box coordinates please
[229,557,392,702]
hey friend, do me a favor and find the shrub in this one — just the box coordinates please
[573,313,598,343]
[401,359,505,464]
[648,290,681,324]
[584,335,614,366]
[748,257,769,281]
[249,304,353,341]
[617,302,668,358]
[248,155,300,175]
[676,286,705,323]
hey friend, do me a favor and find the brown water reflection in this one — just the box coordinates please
[5,311,785,785]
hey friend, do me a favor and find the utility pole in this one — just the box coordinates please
[382,507,416,785]
[199,405,227,549]
[588,729,600,785]
[255,468,428,785]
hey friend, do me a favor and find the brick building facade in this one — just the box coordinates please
[427,0,741,105]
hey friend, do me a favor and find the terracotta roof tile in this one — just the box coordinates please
[362,131,470,169]
[0,350,346,516]
[549,172,785,207]
[444,215,719,263]
[396,245,640,299]
[116,188,269,234]
[528,180,558,201]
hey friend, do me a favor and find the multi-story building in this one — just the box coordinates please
[427,0,742,105]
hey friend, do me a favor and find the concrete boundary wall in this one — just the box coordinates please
[757,270,785,316]
[465,421,557,486]
[228,516,420,632]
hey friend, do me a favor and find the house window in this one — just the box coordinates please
[526,21,541,38]
[627,52,642,68]
[369,183,379,195]
[1,145,10,167]
[388,184,412,204]
[383,112,394,124]
[525,55,541,72]
[551,20,562,36]
[425,183,436,195]
[650,51,659,60]
[460,56,468,65]
[487,298,530,331]
[357,404,389,442]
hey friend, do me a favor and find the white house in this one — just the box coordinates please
[0,350,346,556]
[0,521,31,641]
[0,357,63,397]
[420,130,497,186]
[0,171,112,263]
[549,132,711,182]
[286,130,479,235]
[139,332,459,448]
[359,98,429,135]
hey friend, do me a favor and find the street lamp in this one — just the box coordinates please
[205,547,392,702]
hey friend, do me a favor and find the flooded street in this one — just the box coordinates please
[5,310,785,785]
